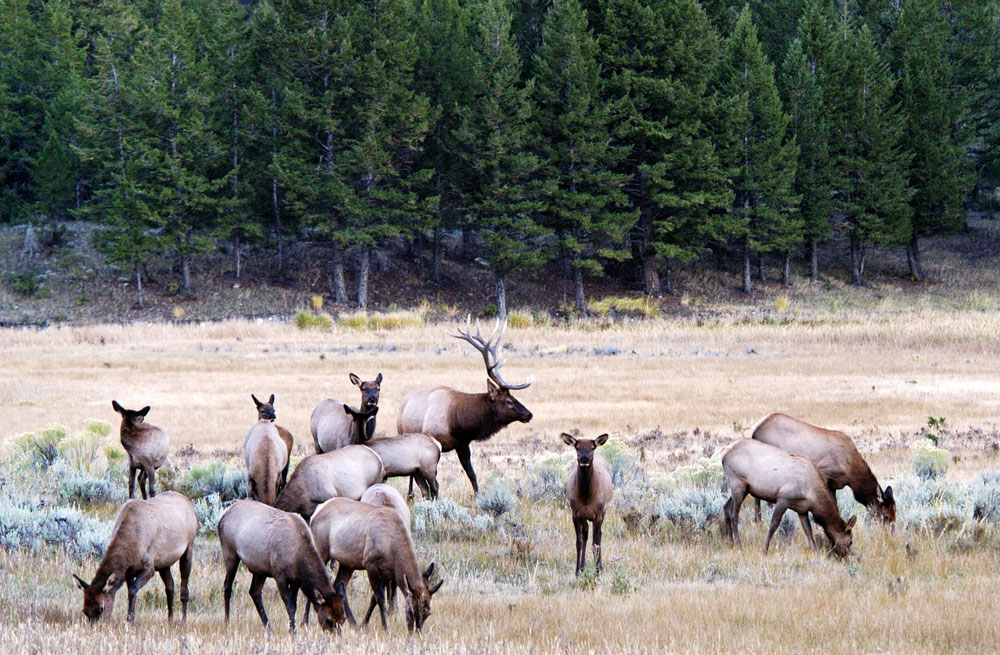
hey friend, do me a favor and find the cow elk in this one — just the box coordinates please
[562,433,614,577]
[309,497,443,632]
[722,438,858,557]
[112,400,170,499]
[252,393,294,486]
[274,445,384,520]
[397,317,532,493]
[244,419,289,506]
[364,434,442,499]
[73,492,197,623]
[218,499,346,632]
[311,401,379,453]
[751,413,895,524]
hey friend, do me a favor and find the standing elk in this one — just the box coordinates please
[751,413,895,524]
[309,497,443,632]
[359,483,411,622]
[310,373,381,453]
[112,400,169,499]
[562,433,614,577]
[274,445,384,520]
[218,499,346,632]
[364,434,442,499]
[252,393,294,487]
[397,317,532,494]
[73,492,196,623]
[244,419,289,506]
[722,438,858,557]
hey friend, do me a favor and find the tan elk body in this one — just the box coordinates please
[244,419,289,506]
[309,497,442,631]
[364,434,442,499]
[361,483,411,532]
[722,438,858,557]
[751,413,895,523]
[218,499,345,632]
[112,400,170,499]
[74,491,197,623]
[274,445,384,519]
[396,318,532,493]
[562,433,614,576]
[311,373,382,453]
[252,394,293,486]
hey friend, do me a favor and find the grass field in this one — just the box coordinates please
[2,313,1000,654]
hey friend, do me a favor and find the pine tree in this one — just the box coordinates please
[597,0,731,294]
[532,0,632,311]
[779,0,836,281]
[714,6,799,293]
[456,0,548,319]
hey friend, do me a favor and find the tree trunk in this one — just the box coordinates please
[639,209,659,295]
[494,271,507,320]
[782,252,791,287]
[742,237,752,294]
[431,226,441,284]
[235,235,241,280]
[663,262,675,295]
[906,235,924,281]
[357,244,370,311]
[272,175,283,275]
[809,239,819,281]
[757,255,766,282]
[462,222,474,261]
[135,266,144,309]
[849,234,864,286]
[332,244,348,305]
[573,262,586,313]
[182,256,191,292]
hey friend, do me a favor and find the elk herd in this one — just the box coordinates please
[73,318,897,632]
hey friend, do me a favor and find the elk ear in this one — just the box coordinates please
[375,373,382,385]
[487,380,499,399]
[138,406,150,417]
[343,404,356,417]
[268,394,275,404]
[846,515,858,530]
[315,590,325,604]
[561,433,577,447]
[883,486,893,503]
[422,562,435,580]
[349,373,361,387]
[595,433,609,446]
[104,575,118,591]
[73,574,89,590]
[429,579,444,595]
[251,394,262,408]
[111,400,124,414]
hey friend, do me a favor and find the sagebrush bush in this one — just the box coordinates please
[294,311,332,330]
[194,493,228,535]
[412,499,494,538]
[476,476,516,517]
[523,454,572,501]
[9,424,70,469]
[56,463,127,506]
[0,493,111,561]
[911,439,953,480]
[170,461,247,501]
[657,486,725,531]
[600,436,643,489]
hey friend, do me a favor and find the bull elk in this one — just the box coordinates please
[252,393,294,487]
[751,413,895,524]
[397,317,532,493]
[73,492,197,623]
[722,438,858,557]
[562,433,614,576]
[112,400,169,499]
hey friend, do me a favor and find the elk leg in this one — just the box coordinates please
[764,500,791,554]
[158,568,175,621]
[178,544,193,621]
[727,483,749,547]
[368,576,389,630]
[573,517,588,576]
[754,497,761,522]
[407,476,415,501]
[128,463,138,499]
[414,474,431,500]
[126,566,154,623]
[248,573,270,628]
[427,472,440,500]
[334,566,357,626]
[455,444,479,494]
[146,466,156,497]
[593,517,604,576]
[387,580,397,610]
[363,594,378,626]
[222,558,239,623]
[798,512,816,550]
[137,469,148,500]
[275,577,298,633]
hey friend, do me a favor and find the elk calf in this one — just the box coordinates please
[244,419,289,506]
[562,433,614,576]
[274,445,384,520]
[722,438,858,557]
[252,393,294,487]
[364,434,442,499]
[218,499,345,633]
[310,498,443,632]
[112,400,169,499]
[73,492,197,623]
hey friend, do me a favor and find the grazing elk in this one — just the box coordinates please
[364,434,442,499]
[252,393,294,487]
[751,413,895,524]
[722,438,858,557]
[359,483,411,622]
[562,433,614,577]
[309,497,443,632]
[274,445,384,520]
[73,492,196,624]
[397,317,532,493]
[218,499,346,633]
[112,400,169,499]
[311,401,380,453]
[244,419,289,506]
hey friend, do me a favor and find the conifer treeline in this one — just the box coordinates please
[2,0,998,313]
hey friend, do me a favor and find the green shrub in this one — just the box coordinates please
[6,271,46,298]
[476,476,516,518]
[912,439,952,480]
[295,311,332,330]
[171,461,247,501]
[587,296,659,318]
[9,425,69,469]
[600,436,643,489]
[524,454,572,501]
[56,464,126,506]
[506,310,533,328]
[0,493,112,562]
[366,309,426,330]
[194,493,227,535]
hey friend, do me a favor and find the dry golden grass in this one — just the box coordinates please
[3,315,1000,654]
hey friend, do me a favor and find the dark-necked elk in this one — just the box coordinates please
[364,434,442,499]
[311,401,379,453]
[112,400,169,499]
[73,491,196,623]
[274,445,384,520]
[244,419,289,506]
[309,497,443,632]
[252,393,294,487]
[218,499,345,632]
[751,413,895,524]
[722,438,858,557]
[397,317,532,494]
[562,433,614,576]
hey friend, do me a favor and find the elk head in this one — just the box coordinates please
[74,573,118,623]
[827,515,858,558]
[450,316,533,424]
[251,394,276,421]
[405,562,444,632]
[111,400,150,426]
[343,404,379,442]
[870,485,895,525]
[561,433,609,468]
[312,588,346,632]
[349,372,382,409]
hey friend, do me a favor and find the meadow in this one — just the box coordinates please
[2,311,1000,654]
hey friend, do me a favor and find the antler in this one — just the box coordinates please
[448,315,531,390]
